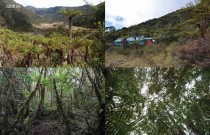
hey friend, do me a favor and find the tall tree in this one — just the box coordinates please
[59,9,82,39]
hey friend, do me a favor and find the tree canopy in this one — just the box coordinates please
[106,68,210,135]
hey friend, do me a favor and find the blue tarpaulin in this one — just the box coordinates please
[113,36,154,46]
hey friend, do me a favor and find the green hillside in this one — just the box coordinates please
[106,0,210,67]
[107,8,194,43]
[0,0,42,31]
[107,1,209,43]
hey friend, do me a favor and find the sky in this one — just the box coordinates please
[106,0,196,30]
[14,0,104,8]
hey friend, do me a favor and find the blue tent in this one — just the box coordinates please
[113,36,149,46]
[113,38,122,46]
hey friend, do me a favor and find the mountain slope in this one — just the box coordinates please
[26,5,93,23]
[107,7,196,43]
[26,3,105,28]
[0,0,42,31]
[25,5,38,12]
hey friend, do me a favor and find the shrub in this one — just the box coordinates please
[178,38,210,67]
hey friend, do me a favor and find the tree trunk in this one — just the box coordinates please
[69,16,73,39]
[198,18,209,39]
[53,78,72,135]
[51,88,54,107]
[36,68,47,118]
[13,68,43,126]
[1,69,15,133]
[84,46,89,62]
[85,68,105,135]
[67,48,75,64]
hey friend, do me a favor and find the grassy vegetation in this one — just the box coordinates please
[106,28,210,67]
[105,42,184,67]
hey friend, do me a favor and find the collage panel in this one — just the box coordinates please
[105,0,210,67]
[0,68,105,135]
[0,0,209,134]
[105,68,210,134]
[0,0,105,67]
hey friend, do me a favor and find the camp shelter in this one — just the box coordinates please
[113,36,155,46]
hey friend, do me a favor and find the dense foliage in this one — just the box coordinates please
[0,27,104,67]
[0,68,105,135]
[106,68,210,135]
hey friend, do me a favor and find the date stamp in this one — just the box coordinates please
[6,4,21,9]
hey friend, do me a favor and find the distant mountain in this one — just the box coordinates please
[0,0,104,31]
[0,0,42,31]
[25,5,38,12]
[26,3,104,28]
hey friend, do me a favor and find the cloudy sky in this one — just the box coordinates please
[14,0,104,8]
[106,0,196,29]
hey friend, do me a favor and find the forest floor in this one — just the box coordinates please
[105,42,184,67]
[30,111,63,135]
[28,109,94,135]
[30,118,60,135]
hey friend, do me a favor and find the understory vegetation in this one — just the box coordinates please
[0,68,105,135]
[105,68,210,135]
[0,24,104,67]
